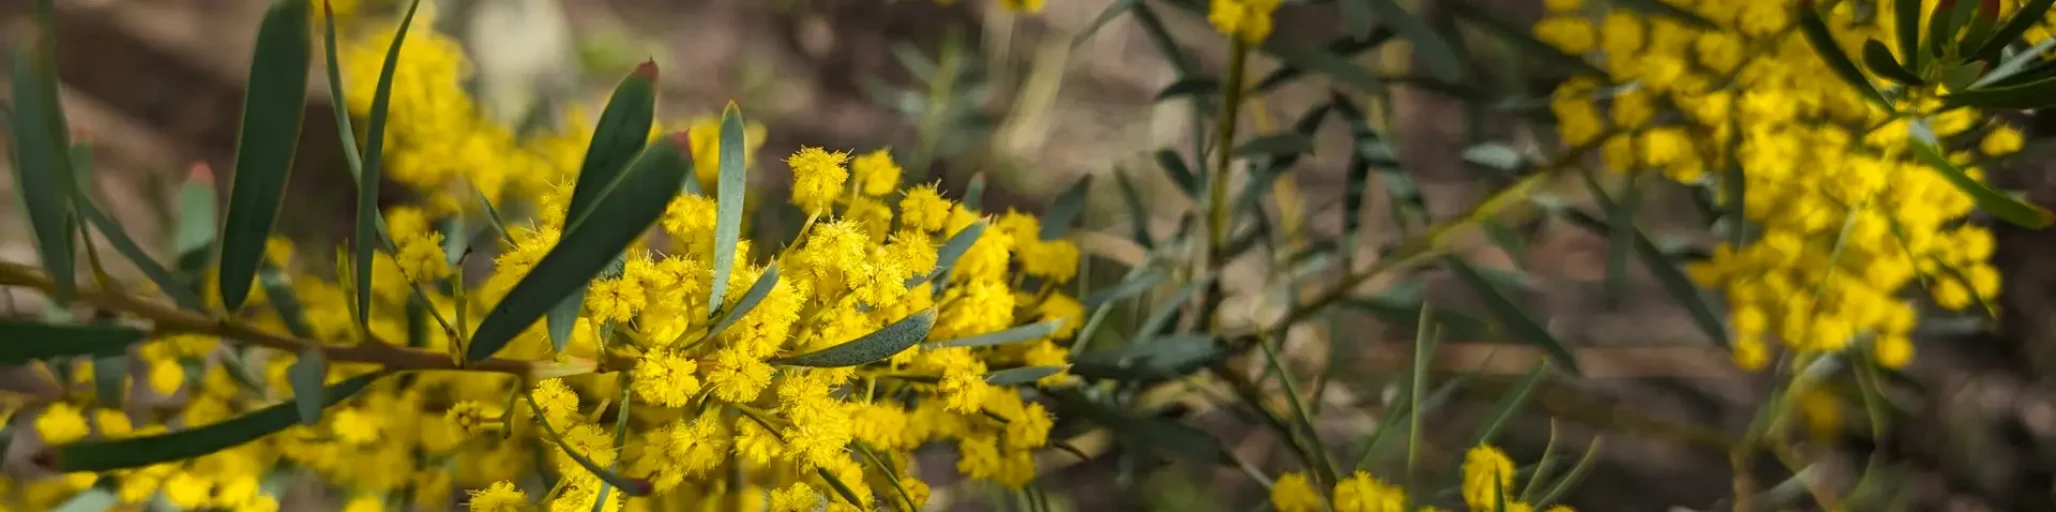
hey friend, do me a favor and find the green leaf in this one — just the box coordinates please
[1048,388,1231,465]
[568,64,659,227]
[55,372,381,472]
[919,221,986,287]
[1080,268,1168,308]
[1944,74,2056,108]
[1233,133,1314,157]
[773,309,937,367]
[217,0,314,312]
[709,103,749,315]
[1071,334,1223,379]
[0,321,145,365]
[1862,39,1925,84]
[9,36,77,305]
[1602,174,1640,306]
[1907,120,2053,228]
[1797,2,1894,111]
[522,390,652,497]
[1973,0,2055,61]
[288,349,326,425]
[1333,95,1419,235]
[352,0,425,330]
[1073,0,1139,47]
[472,189,513,244]
[1341,0,1375,41]
[703,264,781,341]
[1041,175,1093,241]
[817,467,865,506]
[927,320,1063,349]
[1113,169,1154,249]
[1133,277,1212,344]
[174,166,216,279]
[1257,40,1385,92]
[1442,257,1581,374]
[1972,38,2056,88]
[466,137,693,362]
[1472,362,1546,446]
[985,366,1066,386]
[1366,0,1464,81]
[321,0,363,176]
[546,291,584,354]
[1154,77,1219,102]
[1153,149,1201,200]
[1129,3,1195,75]
[1447,2,1606,77]
[74,198,206,312]
[1944,61,1988,92]
[257,262,315,338]
[92,354,125,408]
[49,484,116,512]
[1895,0,1925,74]
[1256,30,1399,94]
[964,172,989,211]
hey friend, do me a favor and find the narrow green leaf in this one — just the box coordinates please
[0,321,145,365]
[472,189,513,244]
[92,355,125,408]
[704,264,781,340]
[352,0,425,330]
[1071,334,1223,379]
[1602,174,1640,306]
[1972,38,2056,88]
[927,320,1063,349]
[74,198,205,312]
[986,365,1066,386]
[546,291,585,354]
[466,136,693,362]
[1113,170,1154,249]
[174,166,216,279]
[708,103,748,315]
[321,0,364,176]
[9,37,76,305]
[1073,0,1139,47]
[1153,149,1201,200]
[439,216,468,266]
[1233,133,1315,157]
[1944,61,1989,92]
[1945,74,2056,108]
[817,467,865,506]
[257,262,315,339]
[1340,0,1375,40]
[217,0,313,312]
[288,349,326,425]
[1974,0,2054,61]
[1041,176,1093,241]
[1080,268,1168,308]
[1048,388,1232,466]
[964,172,989,211]
[1333,95,1420,236]
[1443,257,1581,374]
[569,64,659,227]
[1447,2,1606,77]
[1472,362,1547,445]
[1907,121,2054,227]
[1797,3,1894,111]
[1895,0,1924,74]
[49,484,116,512]
[55,373,381,472]
[1257,41,1385,92]
[1862,39,1925,84]
[1532,437,1604,508]
[522,390,651,497]
[1129,3,1195,75]
[1366,0,1464,81]
[773,309,936,367]
[1154,77,1220,102]
[1256,30,1398,94]
[920,221,986,286]
[1134,277,1213,344]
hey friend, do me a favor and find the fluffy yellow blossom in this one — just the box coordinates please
[466,481,527,512]
[1209,0,1282,44]
[34,402,89,444]
[788,147,850,215]
[1270,472,1324,512]
[1332,471,1405,512]
[1464,444,1518,511]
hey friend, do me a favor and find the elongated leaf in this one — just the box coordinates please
[1895,0,1924,74]
[522,390,651,497]
[288,349,327,425]
[1442,257,1581,374]
[257,262,315,338]
[817,467,865,506]
[1340,0,1375,40]
[1973,39,2056,88]
[321,0,363,174]
[1048,388,1231,465]
[1129,3,1195,75]
[1256,30,1398,94]
[9,37,76,305]
[1071,334,1223,379]
[472,189,513,244]
[0,321,144,364]
[92,354,125,408]
[545,290,584,354]
[74,199,205,312]
[351,0,425,330]
[55,373,380,471]
[1366,0,1464,81]
[1862,39,1924,84]
[1154,77,1219,102]
[964,172,989,211]
[174,165,216,279]
[921,221,986,286]
[1447,2,1606,77]
[1080,269,1168,308]
[927,321,1063,349]
[1796,3,1894,111]
[1073,0,1139,47]
[1602,174,1640,306]
[987,366,1065,386]
[466,136,693,362]
[1113,170,1154,249]
[1041,176,1093,241]
[1971,0,2055,61]
[704,264,781,340]
[709,103,748,315]
[49,484,116,512]
[1472,362,1547,445]
[1233,133,1314,157]
[1944,74,2056,109]
[217,0,313,312]
[774,310,936,367]
[569,64,659,226]
[1907,121,2054,227]
[1258,41,1384,92]
[1153,149,1201,200]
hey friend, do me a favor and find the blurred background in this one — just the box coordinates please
[6,0,2056,510]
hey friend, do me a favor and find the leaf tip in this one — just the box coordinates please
[632,59,659,82]
[187,162,215,185]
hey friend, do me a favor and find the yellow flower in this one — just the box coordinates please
[1208,0,1282,44]
[1269,472,1323,512]
[898,184,953,232]
[1331,471,1405,512]
[632,351,702,407]
[147,357,185,396]
[35,402,90,444]
[467,481,528,512]
[394,231,451,283]
[999,0,1044,13]
[850,149,902,196]
[788,147,850,215]
[1463,444,1518,511]
[770,483,821,512]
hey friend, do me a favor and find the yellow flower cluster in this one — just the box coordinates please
[2,3,1086,511]
[1532,0,2023,369]
[1269,445,1573,512]
[1210,0,1283,44]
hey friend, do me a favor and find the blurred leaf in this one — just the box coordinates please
[257,262,314,338]
[1341,296,1493,340]
[1366,0,1464,81]
[1129,4,1196,75]
[986,366,1066,386]
[1971,0,2052,61]
[817,467,865,506]
[92,354,125,408]
[49,484,115,512]
[1972,39,2056,88]
[1929,0,1981,59]
[1896,0,1924,74]
[1532,437,1604,508]
[1113,170,1155,249]
[1153,149,1202,200]
[1907,120,2053,227]
[174,167,217,277]
[965,172,989,211]
[1341,0,1375,40]
[1072,334,1223,379]
[1797,3,1894,111]
[74,198,205,312]
[1049,388,1232,465]
[1234,133,1315,157]
[1443,257,1580,374]
[1258,41,1385,92]
[0,321,144,365]
[1154,77,1220,102]
[1081,268,1168,308]
[217,0,314,312]
[1334,95,1419,240]
[1074,0,1140,47]
[56,373,381,471]
[1862,39,1924,84]
[466,138,692,362]
[1134,276,1212,344]
[1472,362,1546,445]
[709,104,750,318]
[352,0,425,331]
[1561,189,1731,349]
[522,390,651,497]
[890,42,938,79]
[774,310,937,367]
[9,32,77,305]
[1945,74,2056,108]
[1602,174,1640,306]
[928,321,1063,349]
[1042,175,1093,241]
[704,264,781,341]
[288,349,326,425]
[1448,2,1606,77]
[1462,143,1526,172]
[1256,29,1397,93]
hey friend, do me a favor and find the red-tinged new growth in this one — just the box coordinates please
[188,162,215,184]
[633,59,659,83]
